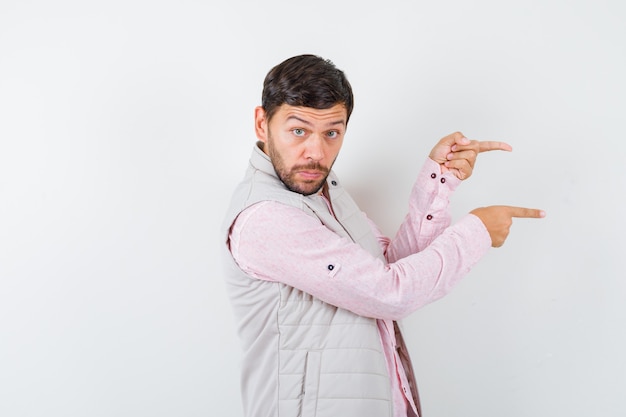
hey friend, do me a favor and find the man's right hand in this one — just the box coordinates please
[470,206,546,247]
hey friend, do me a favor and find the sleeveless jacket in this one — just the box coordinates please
[222,143,420,417]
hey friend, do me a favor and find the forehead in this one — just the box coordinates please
[273,104,347,126]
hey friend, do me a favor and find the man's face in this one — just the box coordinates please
[255,104,347,196]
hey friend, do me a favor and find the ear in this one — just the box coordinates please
[254,106,268,143]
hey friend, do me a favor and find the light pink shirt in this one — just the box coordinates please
[228,158,491,417]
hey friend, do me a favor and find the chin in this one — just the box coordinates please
[292,182,324,196]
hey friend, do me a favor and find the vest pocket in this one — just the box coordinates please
[301,350,322,417]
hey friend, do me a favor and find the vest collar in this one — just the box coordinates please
[250,141,278,177]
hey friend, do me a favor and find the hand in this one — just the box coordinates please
[470,205,546,247]
[429,132,513,180]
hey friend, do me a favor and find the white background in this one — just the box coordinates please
[1,1,625,416]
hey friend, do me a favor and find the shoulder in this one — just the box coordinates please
[229,200,326,253]
[235,200,316,230]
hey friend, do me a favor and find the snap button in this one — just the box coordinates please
[430,173,436,179]
[331,180,337,186]
[426,214,433,220]
[327,264,334,271]
[440,177,446,183]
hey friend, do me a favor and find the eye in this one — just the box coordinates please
[292,128,306,137]
[326,130,339,139]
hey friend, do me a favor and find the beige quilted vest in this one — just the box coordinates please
[222,143,419,417]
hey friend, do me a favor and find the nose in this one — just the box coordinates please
[304,134,324,162]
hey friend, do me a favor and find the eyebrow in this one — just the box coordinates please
[286,115,346,128]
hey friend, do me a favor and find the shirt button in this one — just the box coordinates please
[430,173,437,179]
[440,177,446,184]
[327,264,334,271]
[331,180,337,186]
[426,214,433,220]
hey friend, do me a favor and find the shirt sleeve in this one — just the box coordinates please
[228,199,491,322]
[385,158,462,262]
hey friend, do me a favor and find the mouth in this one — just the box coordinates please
[297,170,325,180]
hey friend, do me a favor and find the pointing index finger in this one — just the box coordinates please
[478,141,513,153]
[507,206,546,219]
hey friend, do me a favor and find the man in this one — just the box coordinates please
[221,54,545,417]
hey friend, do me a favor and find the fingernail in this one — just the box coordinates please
[461,137,470,144]
[540,210,546,218]
[447,152,454,159]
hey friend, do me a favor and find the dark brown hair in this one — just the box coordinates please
[261,54,354,123]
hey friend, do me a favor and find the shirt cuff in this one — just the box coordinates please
[422,157,462,191]
[461,213,492,255]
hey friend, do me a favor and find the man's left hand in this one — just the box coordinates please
[428,131,513,180]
